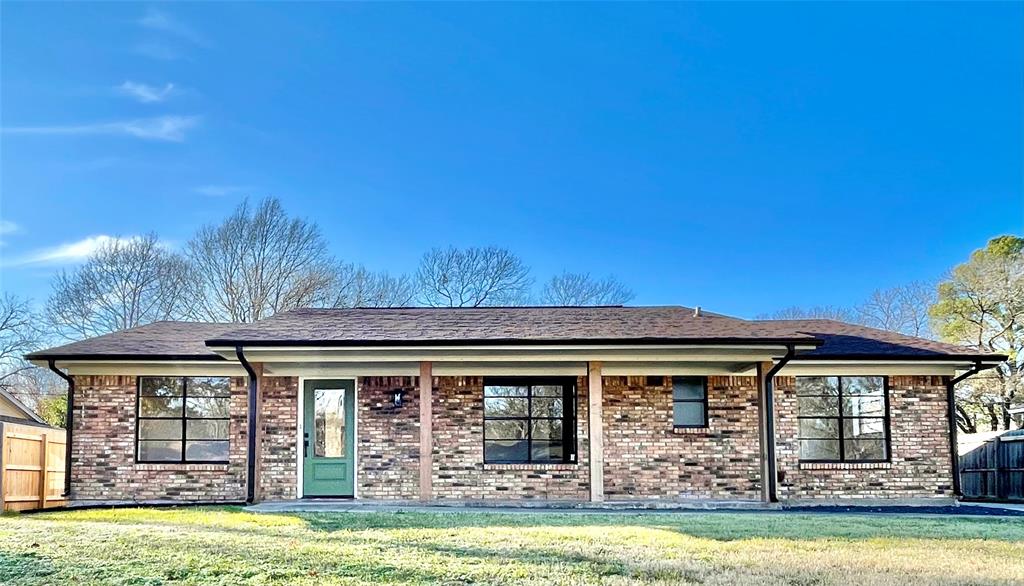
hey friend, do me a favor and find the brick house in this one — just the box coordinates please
[26,306,1004,506]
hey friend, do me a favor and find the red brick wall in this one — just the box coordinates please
[357,377,420,499]
[70,375,247,503]
[603,375,762,500]
[431,376,591,501]
[775,375,954,501]
[258,376,298,500]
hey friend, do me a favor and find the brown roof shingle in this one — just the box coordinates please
[26,306,1004,362]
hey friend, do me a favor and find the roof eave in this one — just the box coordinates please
[204,336,824,348]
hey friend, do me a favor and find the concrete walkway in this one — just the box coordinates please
[246,499,1024,516]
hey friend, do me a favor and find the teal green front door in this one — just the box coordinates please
[302,379,355,497]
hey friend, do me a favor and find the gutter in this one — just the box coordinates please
[235,346,258,505]
[47,359,75,498]
[763,344,796,503]
[947,362,999,498]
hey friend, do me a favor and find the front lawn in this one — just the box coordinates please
[0,507,1022,585]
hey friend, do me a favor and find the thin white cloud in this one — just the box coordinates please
[8,235,137,266]
[0,221,19,236]
[3,116,200,142]
[194,185,250,197]
[118,81,176,103]
[139,9,208,47]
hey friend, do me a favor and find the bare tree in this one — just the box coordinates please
[0,294,39,391]
[540,272,634,306]
[856,281,936,338]
[45,234,190,340]
[756,305,859,322]
[185,198,340,322]
[416,246,532,307]
[332,265,416,308]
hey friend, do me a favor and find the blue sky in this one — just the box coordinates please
[1,3,1021,318]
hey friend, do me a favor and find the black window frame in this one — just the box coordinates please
[482,376,577,465]
[135,376,232,464]
[672,376,709,429]
[796,376,891,464]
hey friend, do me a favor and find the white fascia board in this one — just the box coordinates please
[45,360,247,376]
[208,345,803,364]
[778,360,994,376]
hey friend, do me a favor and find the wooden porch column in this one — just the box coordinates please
[588,361,604,502]
[419,361,433,502]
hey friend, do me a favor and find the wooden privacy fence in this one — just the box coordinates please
[960,432,1024,502]
[0,421,67,512]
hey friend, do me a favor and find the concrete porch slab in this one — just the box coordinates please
[246,499,780,514]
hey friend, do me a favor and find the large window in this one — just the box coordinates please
[797,376,889,463]
[482,378,576,464]
[137,376,231,463]
[672,376,708,428]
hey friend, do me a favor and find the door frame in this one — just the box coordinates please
[296,376,358,499]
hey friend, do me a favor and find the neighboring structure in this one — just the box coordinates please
[26,306,1005,506]
[0,388,49,426]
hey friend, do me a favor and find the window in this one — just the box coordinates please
[483,378,576,464]
[672,376,708,428]
[797,376,889,462]
[137,376,231,463]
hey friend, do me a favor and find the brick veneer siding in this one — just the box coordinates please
[775,375,954,501]
[357,376,420,499]
[258,375,298,500]
[431,376,591,501]
[602,375,763,501]
[70,375,247,502]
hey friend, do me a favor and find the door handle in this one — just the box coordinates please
[303,432,309,458]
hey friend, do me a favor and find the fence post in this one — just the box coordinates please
[993,435,1003,500]
[38,432,48,507]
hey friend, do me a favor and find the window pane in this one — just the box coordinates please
[531,419,563,441]
[484,385,528,397]
[843,377,884,396]
[843,395,885,417]
[672,377,705,400]
[484,440,528,462]
[484,397,528,417]
[796,377,839,397]
[797,395,839,417]
[140,397,183,417]
[532,385,564,397]
[314,388,345,458]
[844,417,886,439]
[531,441,563,462]
[187,419,229,440]
[673,401,705,427]
[138,440,182,462]
[186,397,230,418]
[798,417,839,439]
[800,439,840,460]
[484,419,527,440]
[140,377,183,397]
[844,439,887,461]
[187,377,231,397]
[139,419,182,440]
[531,398,563,418]
[185,441,229,462]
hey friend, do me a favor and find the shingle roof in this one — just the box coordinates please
[205,306,818,346]
[25,321,237,360]
[751,319,996,359]
[25,306,1005,362]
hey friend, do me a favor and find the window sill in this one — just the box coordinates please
[799,462,892,471]
[135,463,230,472]
[672,426,710,435]
[483,463,578,471]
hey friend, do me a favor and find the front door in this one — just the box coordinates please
[302,379,355,497]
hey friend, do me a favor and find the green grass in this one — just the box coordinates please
[1,507,1022,585]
